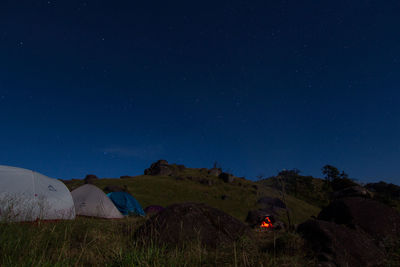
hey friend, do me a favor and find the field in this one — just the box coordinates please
[1,169,323,266]
[0,217,318,266]
[65,171,321,224]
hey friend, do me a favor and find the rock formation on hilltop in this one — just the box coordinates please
[219,172,234,183]
[208,167,222,177]
[84,174,98,184]
[144,160,173,176]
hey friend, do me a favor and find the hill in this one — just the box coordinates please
[63,163,320,224]
[2,161,400,266]
[257,173,330,208]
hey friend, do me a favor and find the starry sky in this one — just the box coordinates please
[0,1,399,184]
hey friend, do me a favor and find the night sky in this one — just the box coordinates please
[1,1,399,184]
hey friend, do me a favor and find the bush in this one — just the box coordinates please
[331,177,358,191]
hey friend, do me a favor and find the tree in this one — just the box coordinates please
[322,165,340,182]
[339,171,349,179]
[322,165,352,191]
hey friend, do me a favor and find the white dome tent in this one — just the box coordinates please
[71,184,124,219]
[0,165,75,222]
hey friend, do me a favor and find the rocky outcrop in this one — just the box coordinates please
[84,174,98,184]
[144,160,173,176]
[332,186,372,199]
[246,208,286,230]
[298,196,400,266]
[257,197,286,209]
[366,181,400,199]
[318,197,400,245]
[298,219,385,267]
[246,208,276,226]
[219,172,234,183]
[246,197,287,229]
[208,168,222,177]
[135,203,255,248]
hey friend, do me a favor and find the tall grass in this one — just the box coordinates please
[0,170,321,266]
[0,217,316,266]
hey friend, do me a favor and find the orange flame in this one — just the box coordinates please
[260,216,274,228]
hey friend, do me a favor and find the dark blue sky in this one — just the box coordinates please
[1,0,399,184]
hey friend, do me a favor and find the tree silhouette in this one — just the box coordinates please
[322,165,340,182]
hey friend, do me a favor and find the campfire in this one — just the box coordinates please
[260,216,274,229]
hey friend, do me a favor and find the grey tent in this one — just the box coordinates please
[71,184,123,219]
[0,165,75,222]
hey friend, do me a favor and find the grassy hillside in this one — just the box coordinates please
[0,166,324,266]
[65,167,320,224]
[0,216,317,266]
[3,166,399,266]
[257,174,330,208]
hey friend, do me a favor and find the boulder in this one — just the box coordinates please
[332,186,372,199]
[135,203,255,248]
[318,197,400,245]
[157,159,168,165]
[176,164,186,171]
[246,208,277,227]
[366,181,400,199]
[144,160,173,176]
[84,174,98,184]
[298,219,385,267]
[208,168,222,177]
[257,197,286,209]
[219,172,234,183]
[144,205,164,214]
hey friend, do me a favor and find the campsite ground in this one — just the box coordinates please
[0,217,316,266]
[1,167,399,266]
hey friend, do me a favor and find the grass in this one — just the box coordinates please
[0,216,317,266]
[257,176,330,208]
[65,169,320,224]
[0,167,323,266]
[2,166,398,266]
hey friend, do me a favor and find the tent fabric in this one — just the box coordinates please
[107,192,145,216]
[0,165,75,222]
[71,184,123,219]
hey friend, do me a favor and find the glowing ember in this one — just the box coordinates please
[260,216,274,228]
